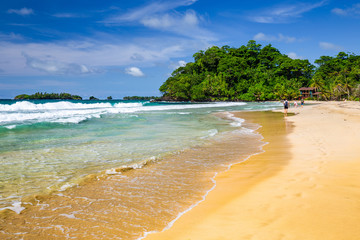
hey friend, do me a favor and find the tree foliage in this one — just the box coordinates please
[14,92,82,100]
[159,40,315,101]
[123,96,160,100]
[312,52,360,100]
[89,96,99,100]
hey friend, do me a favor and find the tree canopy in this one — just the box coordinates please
[159,40,315,101]
[312,52,360,100]
[123,96,160,100]
[159,41,360,101]
[15,92,82,100]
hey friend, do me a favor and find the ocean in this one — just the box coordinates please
[0,99,282,239]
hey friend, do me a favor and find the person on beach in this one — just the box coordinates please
[301,98,304,107]
[294,101,298,108]
[284,99,289,116]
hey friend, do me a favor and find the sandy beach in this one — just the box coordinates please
[145,101,360,240]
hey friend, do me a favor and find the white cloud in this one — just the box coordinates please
[8,8,34,16]
[106,0,198,23]
[331,4,360,17]
[139,10,211,39]
[287,52,302,59]
[0,34,210,76]
[103,1,214,41]
[125,67,145,77]
[178,60,186,67]
[254,32,296,43]
[170,60,187,69]
[141,10,199,29]
[248,1,328,23]
[319,42,344,51]
[23,53,95,75]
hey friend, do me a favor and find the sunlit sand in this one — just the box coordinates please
[145,101,360,240]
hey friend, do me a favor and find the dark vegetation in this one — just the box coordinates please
[312,52,360,100]
[159,40,360,101]
[123,96,161,100]
[15,92,82,100]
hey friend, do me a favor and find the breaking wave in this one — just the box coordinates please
[0,101,247,127]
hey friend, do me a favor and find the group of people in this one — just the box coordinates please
[283,98,304,116]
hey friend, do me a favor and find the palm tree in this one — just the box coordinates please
[320,84,332,100]
[332,82,344,100]
[310,75,325,92]
[335,68,354,100]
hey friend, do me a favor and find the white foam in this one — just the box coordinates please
[0,101,113,112]
[59,182,76,191]
[124,102,247,113]
[0,201,25,214]
[0,101,247,126]
[201,129,218,139]
[105,157,157,175]
[224,112,245,127]
[105,168,121,175]
[59,213,77,219]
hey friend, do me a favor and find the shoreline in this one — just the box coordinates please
[145,101,360,240]
[0,109,266,239]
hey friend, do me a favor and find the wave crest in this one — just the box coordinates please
[0,101,247,127]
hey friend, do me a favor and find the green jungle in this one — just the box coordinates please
[159,40,360,101]
[15,92,82,100]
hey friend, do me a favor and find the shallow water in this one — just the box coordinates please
[0,100,282,239]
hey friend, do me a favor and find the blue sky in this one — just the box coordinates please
[1,0,360,99]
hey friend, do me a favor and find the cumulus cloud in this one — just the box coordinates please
[125,67,145,77]
[253,32,296,43]
[8,8,34,16]
[248,0,328,23]
[319,42,344,51]
[332,4,360,17]
[23,53,95,75]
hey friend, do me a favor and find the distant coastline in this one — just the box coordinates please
[14,92,82,100]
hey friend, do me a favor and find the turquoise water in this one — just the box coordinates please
[0,100,281,210]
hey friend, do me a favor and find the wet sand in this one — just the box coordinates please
[0,112,264,239]
[145,101,360,240]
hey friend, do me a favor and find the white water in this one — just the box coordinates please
[0,101,247,126]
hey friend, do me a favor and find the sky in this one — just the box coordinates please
[1,0,360,99]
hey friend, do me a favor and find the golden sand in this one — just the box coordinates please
[145,101,360,240]
[0,112,264,239]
